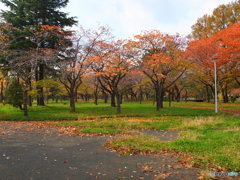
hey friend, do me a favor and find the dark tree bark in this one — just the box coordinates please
[116,89,121,113]
[37,64,45,106]
[27,77,32,106]
[168,89,173,107]
[103,91,108,103]
[0,80,3,103]
[23,90,28,116]
[69,90,76,112]
[221,85,229,103]
[94,81,99,105]
[205,85,210,103]
[110,92,116,107]
[139,86,143,104]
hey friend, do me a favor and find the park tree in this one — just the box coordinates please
[186,23,240,103]
[5,78,23,109]
[91,40,137,113]
[0,0,77,106]
[1,25,65,116]
[0,72,8,102]
[191,0,240,39]
[133,31,187,110]
[58,26,110,112]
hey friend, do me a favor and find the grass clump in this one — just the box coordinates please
[105,135,169,155]
[79,127,129,135]
[171,130,240,171]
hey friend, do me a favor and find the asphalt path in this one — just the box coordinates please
[0,122,198,180]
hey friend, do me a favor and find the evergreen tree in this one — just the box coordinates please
[1,0,77,28]
[5,78,23,109]
[0,0,77,106]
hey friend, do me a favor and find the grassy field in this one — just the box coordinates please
[0,101,240,172]
[0,101,218,121]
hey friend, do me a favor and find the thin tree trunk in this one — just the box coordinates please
[94,86,99,105]
[168,91,172,107]
[222,85,229,103]
[28,78,32,106]
[206,85,210,103]
[23,90,28,116]
[37,64,45,106]
[104,93,108,103]
[94,92,98,105]
[139,87,143,104]
[0,80,3,103]
[184,89,188,102]
[156,87,161,111]
[160,90,164,108]
[75,89,79,102]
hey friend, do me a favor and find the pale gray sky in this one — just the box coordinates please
[0,0,234,38]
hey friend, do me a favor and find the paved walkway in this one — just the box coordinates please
[0,122,198,180]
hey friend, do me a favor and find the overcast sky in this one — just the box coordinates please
[0,0,234,38]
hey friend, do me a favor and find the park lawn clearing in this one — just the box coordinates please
[1,101,240,172]
[0,101,214,121]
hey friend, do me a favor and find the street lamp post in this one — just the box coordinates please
[213,58,218,113]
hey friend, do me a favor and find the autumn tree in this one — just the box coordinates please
[133,31,187,110]
[186,23,240,103]
[191,0,240,39]
[1,0,77,106]
[91,40,136,113]
[58,26,110,112]
[1,25,64,116]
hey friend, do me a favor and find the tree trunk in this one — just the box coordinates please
[111,92,116,107]
[94,92,98,105]
[0,80,3,103]
[168,91,172,107]
[221,85,228,103]
[115,89,121,113]
[37,64,45,106]
[120,93,123,104]
[75,92,78,102]
[139,87,143,104]
[156,87,161,111]
[155,84,164,111]
[104,93,108,103]
[69,90,76,112]
[205,85,210,103]
[28,78,32,106]
[160,90,164,108]
[23,90,28,116]
[174,85,181,102]
[184,89,188,102]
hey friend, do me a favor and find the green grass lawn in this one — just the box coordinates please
[0,101,215,121]
[0,100,239,172]
[170,101,240,110]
